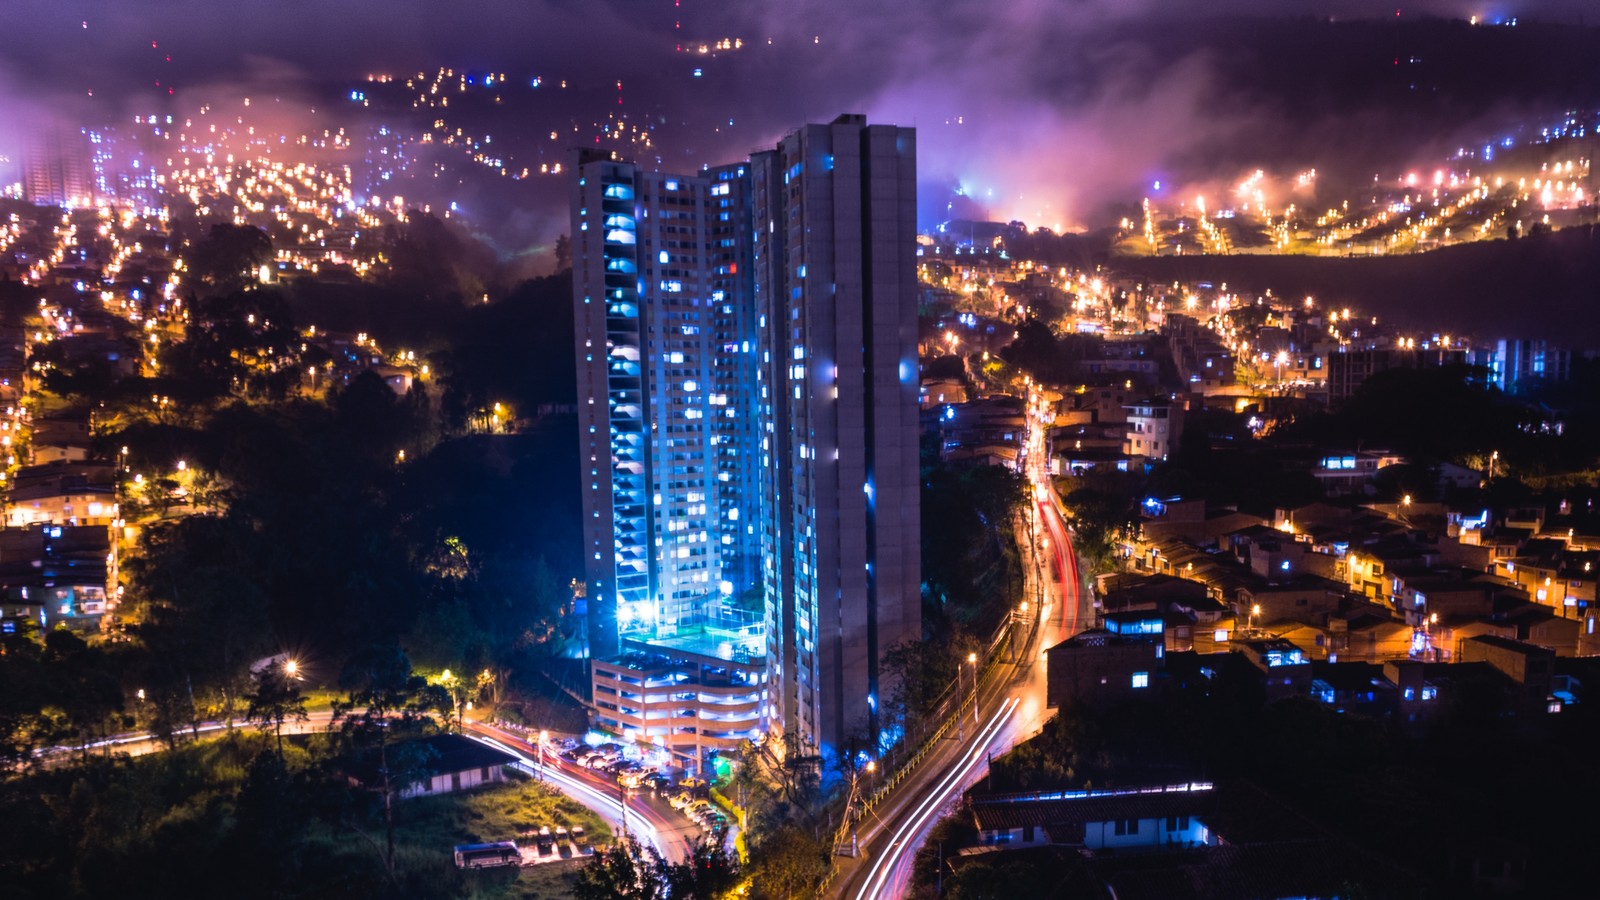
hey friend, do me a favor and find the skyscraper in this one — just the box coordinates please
[752,115,921,754]
[571,114,919,764]
[572,151,767,770]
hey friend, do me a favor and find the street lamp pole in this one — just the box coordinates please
[958,662,965,742]
[619,777,629,839]
[968,652,978,727]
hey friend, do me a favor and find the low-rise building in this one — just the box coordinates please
[1044,629,1163,710]
[590,636,765,774]
[0,524,110,633]
[404,734,517,799]
[3,462,117,528]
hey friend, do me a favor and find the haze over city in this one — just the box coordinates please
[1,3,1599,899]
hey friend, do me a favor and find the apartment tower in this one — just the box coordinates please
[571,114,919,762]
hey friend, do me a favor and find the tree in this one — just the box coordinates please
[574,836,667,900]
[746,826,830,900]
[243,666,309,756]
[0,621,51,766]
[576,836,738,900]
[554,233,572,271]
[882,634,977,738]
[40,629,125,759]
[130,559,271,728]
[227,750,310,894]
[331,644,446,878]
[664,838,740,900]
[188,224,273,294]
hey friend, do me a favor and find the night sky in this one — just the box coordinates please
[2,0,1596,235]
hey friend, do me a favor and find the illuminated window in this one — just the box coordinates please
[1131,672,1149,689]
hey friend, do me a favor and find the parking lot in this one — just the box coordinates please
[557,739,734,846]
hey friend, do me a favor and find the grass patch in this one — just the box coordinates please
[308,762,614,896]
[400,770,610,843]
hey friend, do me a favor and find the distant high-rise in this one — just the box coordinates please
[1479,338,1571,393]
[571,114,920,765]
[22,129,92,207]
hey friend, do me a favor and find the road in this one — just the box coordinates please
[834,384,1085,900]
[463,721,706,865]
[39,708,342,763]
[36,711,696,864]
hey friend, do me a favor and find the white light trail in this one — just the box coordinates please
[855,697,1020,900]
[465,733,664,858]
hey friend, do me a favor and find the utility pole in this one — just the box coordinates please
[619,777,629,839]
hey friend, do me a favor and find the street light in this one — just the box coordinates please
[284,659,300,680]
[537,729,549,781]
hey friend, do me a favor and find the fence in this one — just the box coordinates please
[813,624,1016,897]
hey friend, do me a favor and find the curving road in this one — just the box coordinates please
[834,393,1085,900]
[464,721,704,864]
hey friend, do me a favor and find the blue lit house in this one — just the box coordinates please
[1232,637,1312,699]
[970,783,1219,851]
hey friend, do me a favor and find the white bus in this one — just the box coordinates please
[453,841,521,869]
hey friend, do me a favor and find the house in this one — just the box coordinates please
[1045,629,1163,710]
[1231,637,1311,699]
[3,462,117,528]
[1235,574,1347,626]
[1309,449,1405,496]
[1458,634,1554,708]
[0,525,111,633]
[1308,660,1396,713]
[1122,397,1186,462]
[972,779,1423,898]
[29,417,94,465]
[970,782,1218,852]
[402,734,517,799]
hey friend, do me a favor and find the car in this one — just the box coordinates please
[571,826,589,852]
[536,826,554,856]
[555,825,571,855]
[668,792,692,810]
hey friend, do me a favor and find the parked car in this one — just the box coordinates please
[536,826,554,856]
